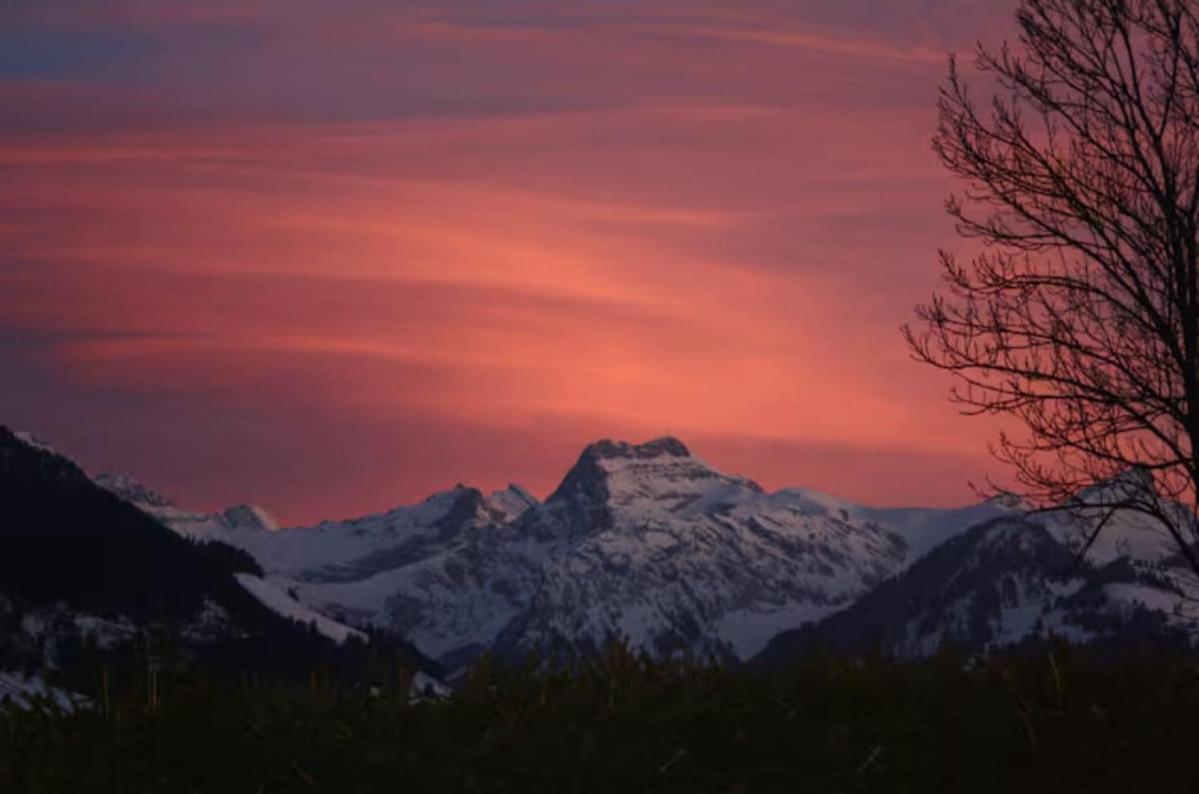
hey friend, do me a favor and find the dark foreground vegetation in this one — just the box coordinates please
[3,644,1199,793]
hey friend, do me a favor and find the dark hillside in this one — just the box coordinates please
[0,427,435,681]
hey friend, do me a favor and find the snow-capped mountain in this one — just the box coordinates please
[99,473,536,582]
[84,431,1196,668]
[0,426,441,682]
[94,472,279,537]
[753,508,1190,665]
[98,437,1026,667]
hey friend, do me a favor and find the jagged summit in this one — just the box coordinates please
[579,437,691,461]
[222,504,279,532]
[549,437,703,503]
[9,423,1191,669]
[542,437,709,532]
[485,484,539,523]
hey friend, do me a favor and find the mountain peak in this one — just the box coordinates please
[485,484,539,523]
[94,472,174,509]
[221,504,279,532]
[580,437,691,461]
[550,437,694,509]
[1072,467,1158,507]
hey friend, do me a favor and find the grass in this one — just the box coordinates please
[3,644,1199,793]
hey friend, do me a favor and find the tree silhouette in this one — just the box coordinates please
[904,0,1199,575]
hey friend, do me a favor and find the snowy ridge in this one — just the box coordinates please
[223,504,278,532]
[13,431,56,455]
[95,471,281,545]
[94,472,173,508]
[86,435,1199,667]
[484,484,540,523]
[754,511,1192,665]
[99,474,535,579]
[250,438,1014,664]
[234,574,366,645]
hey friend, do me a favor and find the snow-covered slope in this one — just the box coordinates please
[97,473,535,578]
[229,438,1023,666]
[766,487,1017,561]
[754,509,1190,665]
[91,434,1197,668]
[490,438,914,660]
[0,427,322,671]
[233,574,365,645]
[95,472,280,542]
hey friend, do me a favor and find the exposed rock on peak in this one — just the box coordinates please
[580,437,692,461]
[484,484,539,523]
[221,504,279,532]
[546,436,736,524]
[433,487,490,534]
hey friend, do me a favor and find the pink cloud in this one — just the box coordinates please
[0,2,1019,521]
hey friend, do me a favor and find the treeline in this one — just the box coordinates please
[3,643,1199,792]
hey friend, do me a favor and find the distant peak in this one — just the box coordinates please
[422,484,480,505]
[511,482,539,500]
[1,426,61,457]
[496,483,539,505]
[542,438,694,528]
[985,491,1026,511]
[484,484,539,522]
[1072,467,1157,506]
[94,471,174,509]
[222,504,279,532]
[580,437,691,461]
[12,430,56,454]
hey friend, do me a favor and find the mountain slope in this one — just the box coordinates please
[0,426,262,623]
[94,437,1031,667]
[99,473,534,580]
[84,431,1193,669]
[752,513,1188,665]
[0,426,386,675]
[261,438,991,666]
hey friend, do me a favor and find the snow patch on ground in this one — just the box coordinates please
[0,672,89,712]
[234,574,366,645]
[1103,582,1184,616]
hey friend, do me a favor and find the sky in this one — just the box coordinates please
[0,0,1019,524]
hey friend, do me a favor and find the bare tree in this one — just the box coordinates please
[904,0,1199,574]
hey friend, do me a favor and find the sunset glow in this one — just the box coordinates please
[1,1,1017,523]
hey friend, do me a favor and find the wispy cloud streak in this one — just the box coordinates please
[0,1,1016,521]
